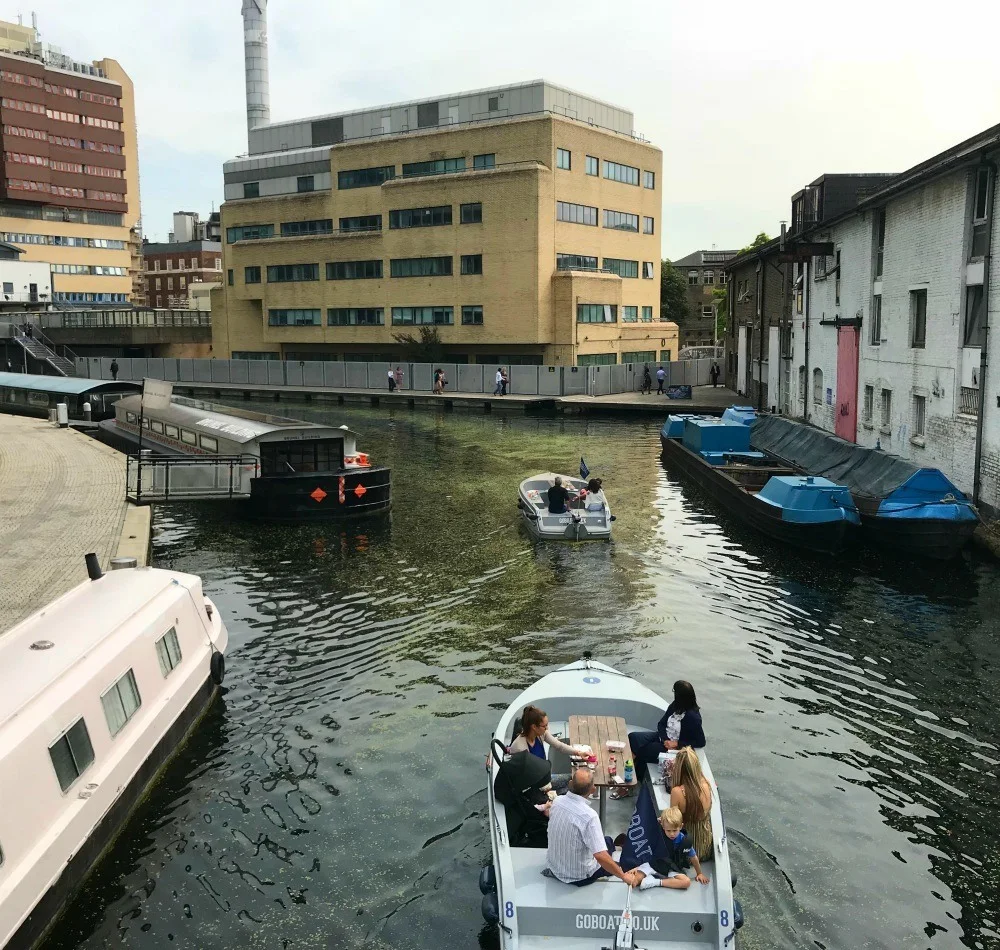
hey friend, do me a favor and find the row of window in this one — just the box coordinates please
[50,263,126,276]
[576,350,672,366]
[53,291,127,303]
[865,285,984,350]
[688,270,728,285]
[151,275,206,290]
[3,124,123,153]
[555,201,651,234]
[248,255,486,284]
[4,151,124,179]
[268,306,487,327]
[6,178,121,202]
[556,255,656,278]
[0,69,120,105]
[1,97,122,129]
[124,410,221,452]
[554,150,655,190]
[0,231,125,249]
[575,304,655,324]
[46,628,181,796]
[150,257,221,272]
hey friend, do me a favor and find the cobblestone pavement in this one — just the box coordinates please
[0,415,127,635]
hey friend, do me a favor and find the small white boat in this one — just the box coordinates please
[482,659,743,948]
[517,473,612,541]
[0,556,228,949]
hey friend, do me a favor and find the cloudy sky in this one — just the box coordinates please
[28,0,1000,256]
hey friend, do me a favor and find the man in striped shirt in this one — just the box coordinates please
[546,769,639,887]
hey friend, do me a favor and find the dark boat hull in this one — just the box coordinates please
[859,510,978,560]
[246,468,391,521]
[661,437,857,555]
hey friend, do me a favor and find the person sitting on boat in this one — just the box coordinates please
[582,477,607,512]
[509,705,589,761]
[668,747,714,861]
[546,768,640,887]
[546,476,572,514]
[634,807,710,890]
[628,679,706,766]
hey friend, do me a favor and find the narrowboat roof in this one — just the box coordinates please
[0,372,141,396]
[115,394,357,445]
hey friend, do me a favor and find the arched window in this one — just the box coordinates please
[688,270,699,285]
[813,367,824,405]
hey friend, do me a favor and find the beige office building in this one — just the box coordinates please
[215,81,669,365]
[0,17,139,306]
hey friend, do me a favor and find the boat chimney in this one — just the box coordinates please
[85,552,103,581]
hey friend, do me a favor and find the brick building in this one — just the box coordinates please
[671,249,736,348]
[142,240,223,309]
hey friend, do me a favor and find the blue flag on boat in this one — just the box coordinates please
[580,457,590,480]
[618,783,670,871]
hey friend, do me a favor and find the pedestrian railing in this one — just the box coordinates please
[127,454,259,503]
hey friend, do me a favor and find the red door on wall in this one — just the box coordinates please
[835,325,859,442]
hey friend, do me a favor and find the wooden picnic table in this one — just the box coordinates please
[568,714,636,826]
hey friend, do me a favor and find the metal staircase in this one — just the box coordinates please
[10,327,77,376]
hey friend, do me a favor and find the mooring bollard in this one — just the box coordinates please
[82,401,92,422]
[56,403,68,428]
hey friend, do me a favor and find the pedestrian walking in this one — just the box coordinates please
[641,365,652,395]
[433,368,447,394]
[494,367,503,396]
[500,367,509,396]
[110,358,119,381]
[710,362,720,388]
[387,367,396,391]
[656,365,666,395]
[394,365,404,390]
[25,322,32,339]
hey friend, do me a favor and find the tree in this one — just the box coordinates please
[391,326,446,363]
[712,286,728,338]
[740,232,772,254]
[660,260,691,325]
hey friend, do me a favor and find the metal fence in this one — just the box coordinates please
[76,356,722,397]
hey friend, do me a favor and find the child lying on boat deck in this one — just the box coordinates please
[636,807,711,890]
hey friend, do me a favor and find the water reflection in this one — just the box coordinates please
[43,406,1000,950]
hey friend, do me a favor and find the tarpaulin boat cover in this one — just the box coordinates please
[750,415,967,502]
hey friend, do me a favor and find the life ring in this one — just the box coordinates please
[210,650,226,685]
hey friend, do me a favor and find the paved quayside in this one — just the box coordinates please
[0,414,150,634]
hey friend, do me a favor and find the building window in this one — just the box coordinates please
[155,278,161,290]
[912,394,926,438]
[390,256,453,278]
[813,368,823,405]
[226,224,274,242]
[460,202,482,224]
[688,270,698,285]
[641,306,653,322]
[556,148,571,170]
[296,175,314,193]
[268,308,322,326]
[101,669,141,738]
[798,366,806,401]
[48,717,95,792]
[156,627,182,676]
[488,96,499,111]
[577,353,617,366]
[643,170,655,189]
[881,388,892,428]
[326,259,383,280]
[702,306,714,319]
[389,206,452,229]
[338,165,395,189]
[391,306,453,325]
[557,253,598,271]
[603,210,639,232]
[339,214,381,232]
[473,153,496,170]
[703,271,714,285]
[603,258,638,278]
[586,155,598,176]
[834,249,841,305]
[603,161,639,186]
[244,266,261,284]
[403,157,466,177]
[243,182,260,199]
[166,259,173,270]
[461,254,483,275]
[153,260,160,271]
[621,306,638,323]
[226,269,233,286]
[965,285,985,347]
[167,277,174,290]
[280,219,333,237]
[874,208,886,278]
[643,216,654,234]
[870,294,882,345]
[461,305,484,325]
[577,304,617,323]
[622,349,655,363]
[232,351,280,360]
[863,385,874,425]
[179,276,187,288]
[267,263,320,282]
[718,271,727,284]
[556,201,597,226]
[328,307,384,326]
[910,289,927,348]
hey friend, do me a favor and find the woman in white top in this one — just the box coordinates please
[583,477,608,512]
[508,705,588,760]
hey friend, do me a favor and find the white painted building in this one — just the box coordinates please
[0,242,52,307]
[788,124,1000,515]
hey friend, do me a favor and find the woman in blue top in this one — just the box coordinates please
[508,705,588,759]
[628,680,706,765]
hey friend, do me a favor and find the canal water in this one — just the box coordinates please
[46,406,999,950]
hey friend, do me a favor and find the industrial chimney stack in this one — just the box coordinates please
[241,0,270,145]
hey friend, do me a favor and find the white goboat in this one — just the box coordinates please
[517,473,612,542]
[483,659,743,949]
[0,557,228,949]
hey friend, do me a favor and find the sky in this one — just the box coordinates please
[24,0,1000,256]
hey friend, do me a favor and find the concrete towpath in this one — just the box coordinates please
[0,414,147,635]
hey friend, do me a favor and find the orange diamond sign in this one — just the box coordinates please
[353,483,367,498]
[310,486,328,503]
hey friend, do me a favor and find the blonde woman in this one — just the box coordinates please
[669,746,714,860]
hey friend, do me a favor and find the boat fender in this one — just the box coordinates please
[210,650,226,685]
[734,899,744,930]
[478,865,497,895]
[481,891,499,925]
[610,515,617,522]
